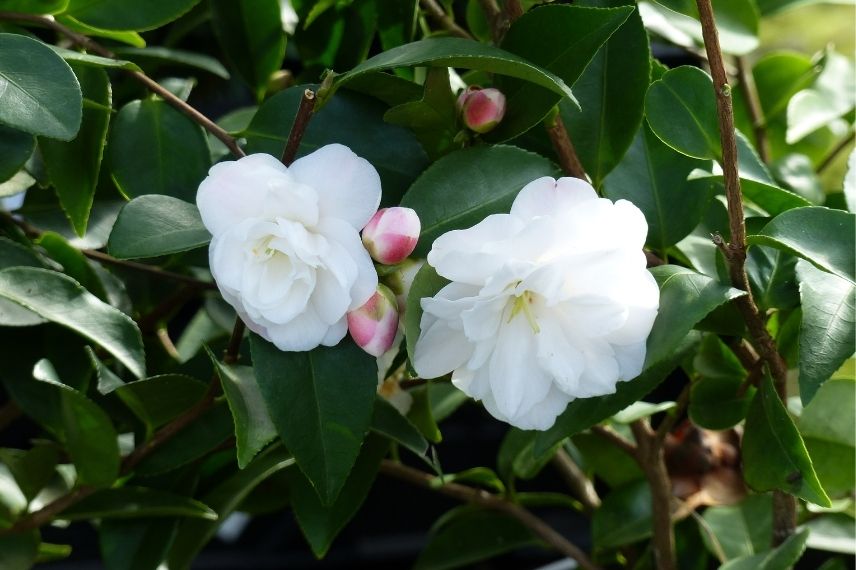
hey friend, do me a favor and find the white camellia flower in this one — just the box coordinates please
[412,177,660,430]
[197,144,381,351]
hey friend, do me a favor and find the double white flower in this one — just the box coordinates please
[196,144,381,352]
[413,177,660,431]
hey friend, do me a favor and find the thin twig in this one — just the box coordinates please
[380,460,601,570]
[0,12,245,158]
[419,0,474,39]
[81,249,217,290]
[695,0,794,544]
[222,319,246,365]
[653,384,691,448]
[281,89,316,166]
[817,130,855,174]
[551,449,601,513]
[476,0,503,43]
[137,286,201,333]
[545,113,588,180]
[591,425,639,459]
[735,56,770,164]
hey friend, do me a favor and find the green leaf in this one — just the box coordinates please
[603,125,712,251]
[37,232,108,301]
[405,263,449,365]
[803,514,856,554]
[497,428,556,481]
[62,487,217,520]
[0,237,47,326]
[612,401,676,423]
[592,479,652,549]
[486,4,633,142]
[646,265,746,367]
[250,334,377,504]
[400,145,558,257]
[795,261,855,403]
[0,530,39,570]
[689,335,755,430]
[700,494,772,560]
[39,64,110,236]
[407,384,443,444]
[742,374,831,506]
[645,66,720,160]
[113,374,207,432]
[748,207,855,285]
[376,0,417,51]
[55,14,146,47]
[99,518,178,570]
[107,195,210,260]
[651,0,759,55]
[0,444,59,502]
[562,0,651,186]
[66,0,201,31]
[719,528,809,570]
[108,99,211,202]
[111,47,229,79]
[49,46,141,71]
[244,85,428,206]
[167,446,295,570]
[0,267,145,378]
[800,378,856,496]
[210,357,277,469]
[0,0,68,14]
[370,396,428,457]
[288,435,389,557]
[534,332,700,456]
[210,0,286,98]
[0,125,34,184]
[786,51,855,144]
[573,433,643,487]
[0,33,82,140]
[133,402,234,476]
[59,382,120,488]
[329,38,576,104]
[414,507,539,570]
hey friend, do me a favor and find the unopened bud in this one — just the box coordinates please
[348,284,399,357]
[384,258,424,315]
[457,86,506,134]
[362,207,420,265]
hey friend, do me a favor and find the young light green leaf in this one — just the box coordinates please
[49,46,141,71]
[250,334,378,504]
[748,207,855,285]
[786,51,855,144]
[651,0,760,55]
[61,487,217,520]
[0,267,145,378]
[742,375,831,507]
[107,195,210,259]
[0,33,82,141]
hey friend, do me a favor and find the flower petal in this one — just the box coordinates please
[264,304,330,351]
[318,218,377,309]
[510,176,598,221]
[413,313,473,379]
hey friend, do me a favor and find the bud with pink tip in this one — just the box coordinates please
[348,284,399,357]
[361,207,420,265]
[457,86,506,134]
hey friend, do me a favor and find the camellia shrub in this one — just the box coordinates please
[0,0,852,568]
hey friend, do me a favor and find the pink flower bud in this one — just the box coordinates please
[458,86,506,134]
[361,207,420,265]
[348,284,399,357]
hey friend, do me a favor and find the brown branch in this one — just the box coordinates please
[695,0,795,544]
[653,383,691,448]
[591,425,639,459]
[503,0,524,22]
[137,286,201,333]
[551,449,601,513]
[81,249,217,290]
[817,130,855,174]
[281,89,316,166]
[380,460,601,570]
[735,56,770,164]
[222,319,246,365]
[545,113,588,180]
[0,12,245,158]
[476,0,504,43]
[419,0,474,40]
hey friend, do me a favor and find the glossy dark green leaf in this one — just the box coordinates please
[573,433,643,487]
[748,207,855,285]
[0,444,59,502]
[288,436,388,557]
[62,487,217,520]
[562,0,650,186]
[689,335,754,429]
[58,382,119,487]
[114,374,207,432]
[251,334,377,504]
[800,378,855,496]
[210,0,285,98]
[0,33,82,140]
[742,375,830,506]
[646,265,745,367]
[37,231,108,301]
[376,0,417,51]
[167,446,295,569]
[414,507,539,570]
[400,145,558,256]
[0,125,34,184]
[108,99,210,202]
[719,528,809,570]
[603,125,712,251]
[0,530,39,570]
[66,0,201,31]
[795,261,855,403]
[211,357,277,469]
[700,494,772,560]
[0,267,145,378]
[745,241,799,312]
[371,396,428,457]
[645,66,721,160]
[107,195,210,260]
[487,4,632,142]
[0,0,68,14]
[497,428,556,481]
[329,38,575,104]
[592,480,652,549]
[111,47,229,79]
[99,518,179,570]
[0,237,47,326]
[38,63,110,235]
[244,85,428,206]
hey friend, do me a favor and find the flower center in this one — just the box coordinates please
[508,290,540,334]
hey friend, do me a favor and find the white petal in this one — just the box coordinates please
[264,305,330,351]
[321,317,348,346]
[318,218,377,309]
[536,316,585,394]
[313,268,352,325]
[290,144,382,230]
[412,314,473,379]
[510,176,598,221]
[502,385,573,431]
[612,340,647,380]
[576,338,621,397]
